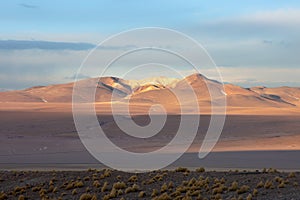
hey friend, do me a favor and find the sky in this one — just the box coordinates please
[1,0,300,89]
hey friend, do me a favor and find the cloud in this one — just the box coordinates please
[202,67,300,87]
[0,40,96,51]
[65,73,91,80]
[180,8,300,69]
[0,40,141,51]
[262,40,273,45]
[244,8,300,26]
[19,3,38,9]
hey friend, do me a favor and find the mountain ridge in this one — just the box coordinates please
[1,73,299,108]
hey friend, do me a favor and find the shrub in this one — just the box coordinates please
[32,186,41,192]
[256,181,264,188]
[0,192,8,200]
[220,177,226,184]
[60,192,67,196]
[175,167,189,173]
[246,194,252,200]
[65,182,74,190]
[215,193,222,200]
[109,188,117,198]
[49,180,54,185]
[138,191,146,198]
[18,195,25,200]
[278,182,285,188]
[151,189,159,197]
[182,195,193,200]
[39,188,47,197]
[72,189,77,195]
[170,190,181,197]
[274,176,282,183]
[93,180,101,188]
[264,180,273,189]
[52,187,58,193]
[79,193,92,200]
[101,182,109,192]
[212,186,224,194]
[132,184,140,191]
[48,185,54,193]
[189,190,200,196]
[155,192,172,200]
[288,172,296,178]
[117,189,123,196]
[229,181,238,191]
[161,183,168,193]
[79,193,97,200]
[252,188,258,196]
[168,181,174,189]
[103,169,111,178]
[75,181,84,188]
[196,167,205,173]
[267,168,277,173]
[293,182,298,186]
[128,175,138,182]
[237,185,250,194]
[113,182,126,189]
[91,194,97,200]
[125,184,139,194]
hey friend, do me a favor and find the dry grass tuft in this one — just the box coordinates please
[138,191,146,198]
[196,167,205,173]
[151,189,159,197]
[237,185,250,194]
[125,183,139,194]
[246,193,252,200]
[256,181,264,188]
[175,167,190,173]
[17,195,25,200]
[252,188,258,196]
[75,181,84,188]
[101,181,109,192]
[288,172,296,178]
[128,175,138,182]
[154,192,172,200]
[161,183,168,193]
[72,189,77,195]
[93,180,101,188]
[264,180,274,189]
[113,182,126,189]
[229,181,238,191]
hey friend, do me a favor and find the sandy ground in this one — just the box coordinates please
[1,102,300,171]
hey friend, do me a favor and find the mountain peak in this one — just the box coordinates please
[134,84,166,94]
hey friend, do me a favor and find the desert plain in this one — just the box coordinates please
[1,74,300,199]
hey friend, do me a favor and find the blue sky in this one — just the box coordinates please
[1,0,300,89]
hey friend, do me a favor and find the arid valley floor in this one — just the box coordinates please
[1,74,300,199]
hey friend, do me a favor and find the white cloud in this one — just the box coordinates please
[202,67,300,87]
[244,8,300,26]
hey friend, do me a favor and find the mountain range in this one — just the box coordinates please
[1,73,300,108]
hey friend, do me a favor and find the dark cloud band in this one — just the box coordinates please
[0,40,96,51]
